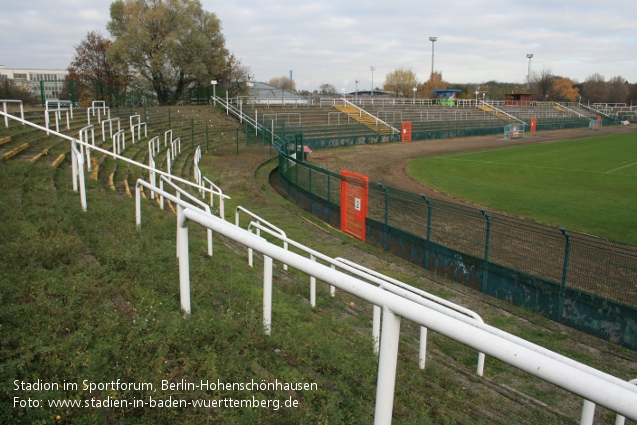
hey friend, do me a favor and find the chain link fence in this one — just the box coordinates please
[272,121,637,349]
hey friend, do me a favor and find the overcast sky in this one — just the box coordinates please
[1,0,635,93]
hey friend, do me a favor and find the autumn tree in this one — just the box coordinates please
[67,31,129,107]
[552,77,579,102]
[0,79,39,105]
[107,0,228,105]
[268,76,296,92]
[421,72,447,97]
[383,67,418,97]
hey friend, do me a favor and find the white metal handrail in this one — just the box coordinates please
[176,207,637,425]
[164,129,173,148]
[340,97,400,134]
[202,177,226,219]
[44,108,70,135]
[159,175,214,257]
[0,111,227,211]
[214,95,280,142]
[249,221,483,373]
[88,101,109,125]
[101,117,121,142]
[479,100,526,124]
[334,257,485,373]
[70,139,87,211]
[1,99,24,128]
[170,137,181,160]
[78,125,95,171]
[235,206,288,271]
[555,103,592,120]
[112,129,125,155]
[130,115,148,144]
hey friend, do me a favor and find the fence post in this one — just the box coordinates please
[480,208,491,292]
[374,306,401,425]
[309,168,313,214]
[378,183,389,251]
[324,168,331,224]
[420,195,433,270]
[263,255,273,335]
[177,207,191,317]
[40,81,45,107]
[558,226,571,323]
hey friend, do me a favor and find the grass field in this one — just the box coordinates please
[406,133,637,245]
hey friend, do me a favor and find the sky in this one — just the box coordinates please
[1,0,635,93]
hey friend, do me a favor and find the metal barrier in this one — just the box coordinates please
[112,129,125,155]
[87,100,110,125]
[78,125,95,171]
[44,108,70,136]
[235,206,288,271]
[101,117,121,142]
[130,115,148,144]
[0,111,227,213]
[158,175,214,257]
[334,257,485,372]
[172,205,637,424]
[1,99,24,128]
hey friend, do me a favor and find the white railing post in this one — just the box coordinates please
[263,255,273,335]
[374,306,401,425]
[177,207,191,317]
[580,400,596,425]
[310,255,317,307]
[419,327,428,369]
[135,185,142,228]
[373,305,381,355]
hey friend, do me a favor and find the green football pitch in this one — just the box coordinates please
[406,132,637,245]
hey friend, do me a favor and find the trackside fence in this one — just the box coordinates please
[273,132,637,351]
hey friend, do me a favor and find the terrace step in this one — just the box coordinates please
[477,105,519,124]
[333,104,393,135]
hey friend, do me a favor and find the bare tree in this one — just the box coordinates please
[220,53,251,98]
[532,68,555,100]
[268,76,296,92]
[318,83,337,95]
[581,73,608,104]
[607,76,629,103]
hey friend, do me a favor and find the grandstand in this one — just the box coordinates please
[238,96,613,139]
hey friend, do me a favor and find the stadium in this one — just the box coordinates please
[1,88,637,424]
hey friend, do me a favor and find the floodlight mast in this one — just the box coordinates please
[429,37,437,78]
[526,54,533,90]
[370,67,375,97]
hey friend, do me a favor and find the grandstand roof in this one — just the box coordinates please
[249,82,303,99]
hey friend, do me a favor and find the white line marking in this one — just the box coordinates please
[605,161,637,174]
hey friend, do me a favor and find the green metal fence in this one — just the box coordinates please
[270,120,637,350]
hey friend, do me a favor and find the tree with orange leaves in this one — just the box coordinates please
[552,77,580,102]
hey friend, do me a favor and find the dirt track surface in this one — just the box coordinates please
[308,125,637,207]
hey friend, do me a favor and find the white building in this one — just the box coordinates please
[0,65,68,101]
